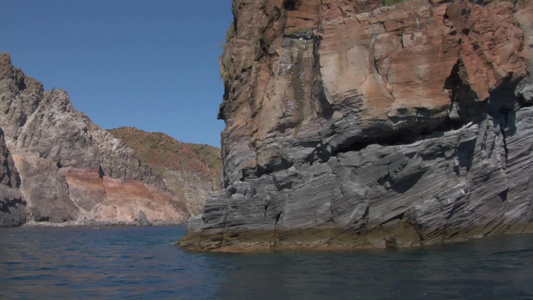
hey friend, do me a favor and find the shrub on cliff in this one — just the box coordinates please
[382,0,409,6]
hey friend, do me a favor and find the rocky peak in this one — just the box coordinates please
[0,53,165,187]
[0,52,189,226]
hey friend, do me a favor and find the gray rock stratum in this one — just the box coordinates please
[0,127,25,226]
[179,0,533,251]
[0,51,189,226]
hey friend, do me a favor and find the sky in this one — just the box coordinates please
[0,0,232,147]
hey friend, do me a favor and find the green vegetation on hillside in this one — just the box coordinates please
[382,0,409,6]
[108,127,222,176]
[108,127,223,215]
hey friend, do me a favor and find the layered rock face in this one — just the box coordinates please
[0,52,189,226]
[180,0,533,251]
[108,127,222,216]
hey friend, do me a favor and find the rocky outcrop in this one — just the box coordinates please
[0,51,189,226]
[0,127,26,226]
[108,127,222,215]
[179,0,533,251]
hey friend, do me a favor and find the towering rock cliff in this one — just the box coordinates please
[180,0,533,251]
[0,52,189,226]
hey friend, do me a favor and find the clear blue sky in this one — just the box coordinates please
[0,0,232,147]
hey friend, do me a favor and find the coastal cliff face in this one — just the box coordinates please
[108,127,222,216]
[0,52,189,226]
[0,128,25,226]
[180,0,533,251]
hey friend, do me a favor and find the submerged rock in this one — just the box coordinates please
[179,0,533,251]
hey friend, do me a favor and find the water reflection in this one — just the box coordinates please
[210,236,533,300]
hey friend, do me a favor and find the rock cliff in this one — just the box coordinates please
[108,127,222,215]
[0,52,189,226]
[179,0,533,251]
[0,127,26,226]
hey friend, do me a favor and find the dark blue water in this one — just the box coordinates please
[0,226,531,299]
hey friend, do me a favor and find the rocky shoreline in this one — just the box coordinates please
[179,224,533,253]
[20,220,182,228]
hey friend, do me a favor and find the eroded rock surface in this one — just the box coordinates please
[0,52,189,226]
[180,0,533,251]
[0,127,25,226]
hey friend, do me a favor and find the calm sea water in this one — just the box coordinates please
[0,226,531,300]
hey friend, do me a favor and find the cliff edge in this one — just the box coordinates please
[179,0,533,251]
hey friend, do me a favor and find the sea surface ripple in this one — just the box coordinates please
[0,226,531,299]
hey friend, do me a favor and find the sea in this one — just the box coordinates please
[0,226,531,300]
